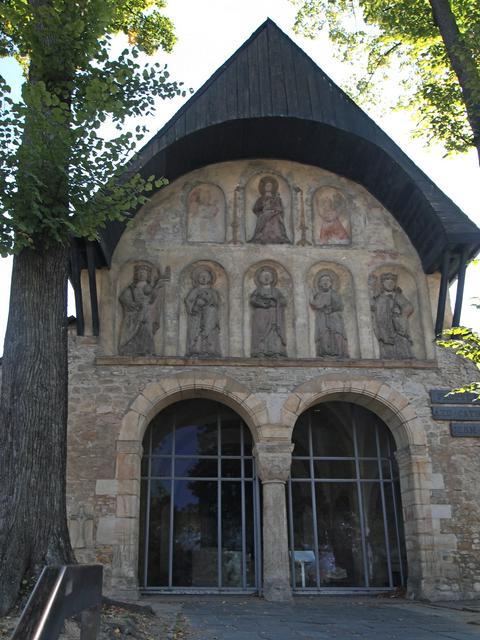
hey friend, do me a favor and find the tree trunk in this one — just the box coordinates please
[0,243,75,615]
[429,0,480,164]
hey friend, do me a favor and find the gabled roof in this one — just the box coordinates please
[96,19,480,276]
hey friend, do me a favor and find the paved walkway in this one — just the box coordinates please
[146,595,480,640]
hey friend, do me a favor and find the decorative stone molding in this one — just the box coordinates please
[253,443,294,483]
[118,372,268,445]
[281,374,427,450]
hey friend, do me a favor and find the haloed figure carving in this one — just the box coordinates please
[310,270,348,358]
[185,266,221,357]
[371,272,414,359]
[119,263,168,356]
[250,266,287,358]
[249,177,290,244]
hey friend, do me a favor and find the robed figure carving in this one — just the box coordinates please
[119,263,170,356]
[371,272,414,359]
[185,266,221,357]
[310,270,348,358]
[249,177,291,244]
[250,266,287,358]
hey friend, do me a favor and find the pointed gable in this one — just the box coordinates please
[97,19,479,276]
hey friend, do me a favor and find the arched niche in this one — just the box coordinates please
[115,260,171,356]
[312,185,352,246]
[244,171,293,245]
[243,260,295,359]
[177,260,229,358]
[306,262,359,359]
[368,265,426,360]
[185,182,227,244]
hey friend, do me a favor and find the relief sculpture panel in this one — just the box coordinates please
[185,266,222,357]
[313,186,351,245]
[246,174,292,244]
[307,263,359,359]
[118,262,170,356]
[370,271,415,359]
[310,270,348,358]
[250,266,288,357]
[244,262,295,358]
[187,183,226,243]
[178,261,228,358]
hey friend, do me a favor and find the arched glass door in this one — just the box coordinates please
[139,399,260,592]
[288,402,406,591]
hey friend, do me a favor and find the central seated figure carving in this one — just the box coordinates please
[249,177,291,244]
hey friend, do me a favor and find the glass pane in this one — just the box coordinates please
[221,418,241,456]
[172,480,218,587]
[222,459,242,478]
[382,460,391,479]
[221,482,243,587]
[150,457,172,477]
[384,483,404,587]
[290,482,317,588]
[243,459,253,478]
[355,408,379,457]
[292,413,310,456]
[313,460,356,479]
[242,425,253,456]
[245,481,256,587]
[138,479,148,586]
[311,405,354,457]
[361,482,389,587]
[291,459,311,478]
[358,460,381,480]
[150,410,174,455]
[141,456,149,477]
[315,482,364,587]
[175,400,218,455]
[146,479,171,587]
[175,457,218,478]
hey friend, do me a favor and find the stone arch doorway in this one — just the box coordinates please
[288,401,407,591]
[138,397,261,592]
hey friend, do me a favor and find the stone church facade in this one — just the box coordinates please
[65,21,480,602]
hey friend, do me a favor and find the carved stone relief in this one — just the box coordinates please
[118,262,170,356]
[250,265,288,358]
[313,186,351,245]
[370,270,415,359]
[69,504,94,549]
[187,183,226,243]
[310,269,348,358]
[246,175,292,244]
[307,262,359,360]
[185,266,222,357]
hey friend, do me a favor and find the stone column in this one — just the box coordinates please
[254,442,293,601]
[395,444,436,600]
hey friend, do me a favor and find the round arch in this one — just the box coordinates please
[281,375,427,450]
[282,374,435,599]
[118,371,268,446]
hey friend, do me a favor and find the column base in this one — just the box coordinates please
[263,583,293,602]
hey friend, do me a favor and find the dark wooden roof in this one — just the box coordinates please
[95,19,480,276]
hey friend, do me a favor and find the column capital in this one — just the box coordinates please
[254,442,293,483]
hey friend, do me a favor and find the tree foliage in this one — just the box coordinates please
[0,0,184,615]
[0,0,185,255]
[292,0,480,157]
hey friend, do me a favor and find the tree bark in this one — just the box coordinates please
[0,244,75,615]
[429,0,480,164]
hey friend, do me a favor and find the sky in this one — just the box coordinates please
[0,0,479,354]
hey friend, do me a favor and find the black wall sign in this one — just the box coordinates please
[432,406,480,421]
[429,389,478,405]
[450,423,480,437]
